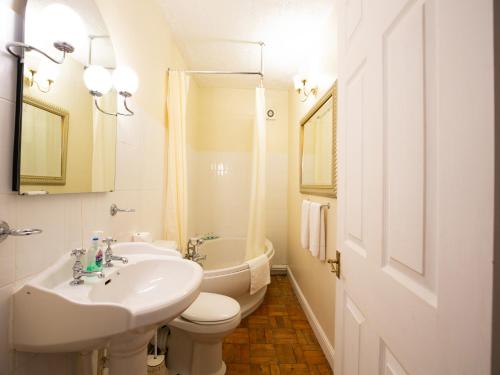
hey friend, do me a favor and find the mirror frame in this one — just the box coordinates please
[20,96,69,186]
[299,81,337,198]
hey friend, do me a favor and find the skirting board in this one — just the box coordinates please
[271,265,288,275]
[287,266,335,369]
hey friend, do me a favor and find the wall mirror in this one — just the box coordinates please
[300,82,337,198]
[13,0,117,194]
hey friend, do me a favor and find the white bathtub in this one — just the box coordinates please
[199,237,274,318]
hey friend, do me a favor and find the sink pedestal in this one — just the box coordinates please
[108,329,155,375]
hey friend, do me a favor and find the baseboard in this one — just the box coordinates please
[287,266,335,370]
[271,265,288,275]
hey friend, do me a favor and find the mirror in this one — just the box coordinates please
[13,0,117,194]
[300,82,337,198]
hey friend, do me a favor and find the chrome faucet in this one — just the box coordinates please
[102,237,128,267]
[185,237,207,265]
[70,249,105,286]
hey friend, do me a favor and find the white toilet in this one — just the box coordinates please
[167,292,241,375]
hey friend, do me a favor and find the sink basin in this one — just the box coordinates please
[112,241,181,258]
[13,244,202,353]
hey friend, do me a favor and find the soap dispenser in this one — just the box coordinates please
[87,236,99,271]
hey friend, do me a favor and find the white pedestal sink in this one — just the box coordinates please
[12,243,202,374]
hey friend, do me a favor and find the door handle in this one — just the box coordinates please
[327,250,341,278]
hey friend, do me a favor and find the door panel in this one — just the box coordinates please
[335,0,494,374]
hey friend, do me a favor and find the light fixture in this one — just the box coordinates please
[24,59,59,93]
[293,75,318,102]
[84,64,138,117]
[6,4,85,65]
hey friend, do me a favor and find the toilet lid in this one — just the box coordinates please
[181,292,240,323]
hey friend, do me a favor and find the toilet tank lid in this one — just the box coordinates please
[181,292,240,323]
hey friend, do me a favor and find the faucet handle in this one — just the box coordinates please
[71,248,86,259]
[102,237,116,247]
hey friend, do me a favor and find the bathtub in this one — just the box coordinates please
[199,237,274,318]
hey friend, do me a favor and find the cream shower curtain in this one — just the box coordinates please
[92,94,116,191]
[164,71,190,251]
[246,87,267,260]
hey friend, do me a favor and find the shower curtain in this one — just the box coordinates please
[92,94,116,191]
[164,71,190,251]
[246,87,267,260]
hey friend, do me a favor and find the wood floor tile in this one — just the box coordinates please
[223,275,333,374]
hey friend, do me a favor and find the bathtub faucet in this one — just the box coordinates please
[185,237,207,265]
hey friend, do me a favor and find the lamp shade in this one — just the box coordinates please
[41,4,87,51]
[112,66,139,94]
[84,65,112,95]
[293,75,304,90]
[38,60,60,82]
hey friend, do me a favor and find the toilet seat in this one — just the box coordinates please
[180,292,240,325]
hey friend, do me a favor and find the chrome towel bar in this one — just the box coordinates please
[0,220,42,243]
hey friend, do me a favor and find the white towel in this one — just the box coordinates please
[301,200,311,250]
[246,254,271,295]
[309,202,326,260]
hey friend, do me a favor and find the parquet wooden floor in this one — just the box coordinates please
[223,275,333,375]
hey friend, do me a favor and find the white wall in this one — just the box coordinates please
[0,0,189,373]
[287,6,338,350]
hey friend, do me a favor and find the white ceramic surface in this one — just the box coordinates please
[200,237,274,318]
[12,243,202,353]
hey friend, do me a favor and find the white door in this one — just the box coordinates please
[335,0,495,374]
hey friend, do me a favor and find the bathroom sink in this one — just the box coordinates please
[112,241,181,258]
[12,248,202,353]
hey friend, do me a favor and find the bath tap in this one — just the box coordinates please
[70,249,105,285]
[102,237,128,267]
[201,233,219,241]
[185,237,207,265]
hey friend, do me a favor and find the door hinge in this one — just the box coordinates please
[327,251,341,278]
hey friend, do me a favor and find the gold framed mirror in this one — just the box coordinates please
[299,82,337,198]
[20,96,69,186]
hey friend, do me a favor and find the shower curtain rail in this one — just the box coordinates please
[169,70,263,77]
[169,41,265,81]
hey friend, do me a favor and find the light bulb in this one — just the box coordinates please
[293,75,304,91]
[37,60,60,82]
[84,65,112,95]
[40,4,87,52]
[112,66,139,95]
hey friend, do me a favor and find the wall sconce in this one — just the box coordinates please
[84,65,138,117]
[293,75,318,102]
[5,4,85,65]
[24,59,59,94]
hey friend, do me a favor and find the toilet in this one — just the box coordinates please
[167,292,241,375]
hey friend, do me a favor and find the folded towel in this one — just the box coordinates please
[246,254,271,295]
[301,200,311,250]
[309,202,326,260]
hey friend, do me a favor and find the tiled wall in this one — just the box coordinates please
[0,1,185,372]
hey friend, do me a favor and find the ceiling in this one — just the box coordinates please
[156,0,336,89]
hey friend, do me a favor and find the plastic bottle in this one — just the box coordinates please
[87,237,99,271]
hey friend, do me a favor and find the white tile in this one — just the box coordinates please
[0,4,21,102]
[15,351,76,375]
[0,99,15,194]
[63,196,83,252]
[0,194,17,287]
[0,283,13,374]
[140,121,165,191]
[115,141,141,191]
[14,195,65,280]
[109,190,140,241]
[81,193,112,242]
[138,189,164,241]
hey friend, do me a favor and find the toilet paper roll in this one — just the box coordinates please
[133,232,153,243]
